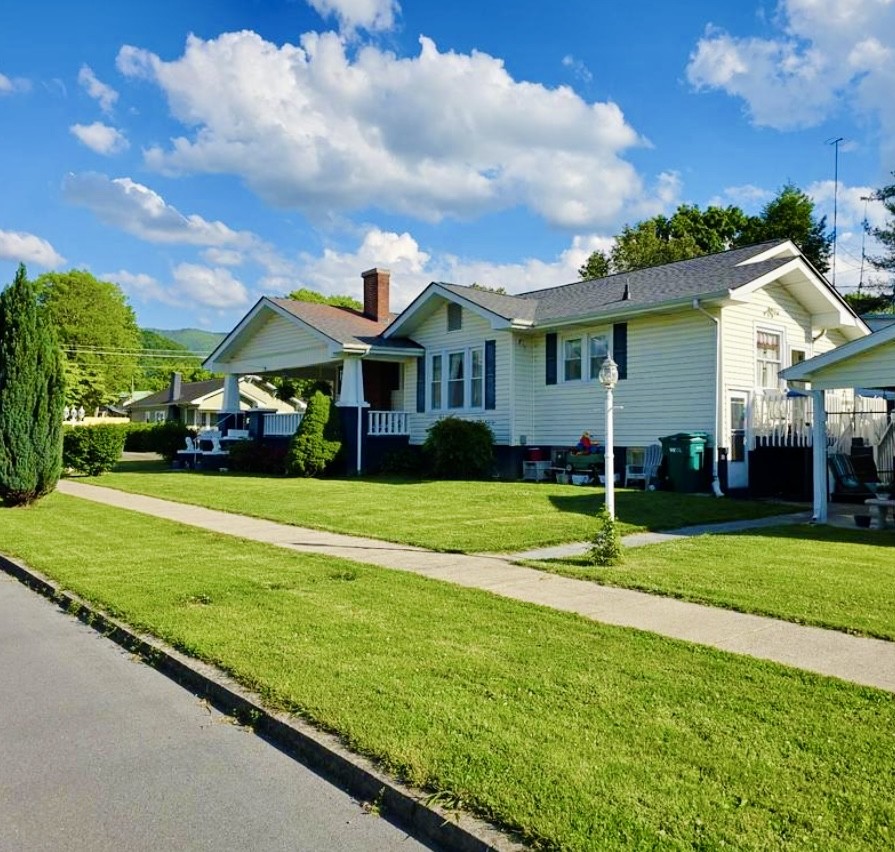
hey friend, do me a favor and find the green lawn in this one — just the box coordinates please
[1,495,893,850]
[85,460,793,552]
[532,524,895,640]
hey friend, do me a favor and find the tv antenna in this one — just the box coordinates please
[827,137,845,288]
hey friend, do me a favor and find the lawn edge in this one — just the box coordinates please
[0,551,524,852]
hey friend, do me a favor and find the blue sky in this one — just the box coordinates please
[1,0,893,333]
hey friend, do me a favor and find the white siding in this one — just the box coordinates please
[528,310,716,448]
[403,302,512,444]
[809,342,895,389]
[223,313,330,372]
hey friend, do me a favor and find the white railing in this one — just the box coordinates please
[263,412,303,436]
[751,390,889,451]
[368,410,410,436]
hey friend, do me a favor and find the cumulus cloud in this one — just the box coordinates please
[0,229,65,268]
[106,269,178,305]
[0,72,30,94]
[306,0,399,33]
[687,1,895,158]
[78,65,118,113]
[201,247,245,266]
[172,263,250,308]
[70,122,129,155]
[62,172,256,248]
[116,30,657,229]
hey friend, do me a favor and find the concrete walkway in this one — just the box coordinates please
[57,480,895,693]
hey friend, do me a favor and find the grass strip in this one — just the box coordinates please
[88,461,792,552]
[530,524,895,641]
[2,494,893,850]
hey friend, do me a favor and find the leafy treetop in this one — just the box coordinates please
[286,287,362,311]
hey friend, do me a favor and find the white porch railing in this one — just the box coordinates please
[368,410,410,436]
[263,412,303,436]
[875,415,895,480]
[751,391,889,451]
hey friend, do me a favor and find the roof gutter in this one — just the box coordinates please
[693,299,725,498]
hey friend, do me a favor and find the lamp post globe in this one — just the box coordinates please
[599,355,618,518]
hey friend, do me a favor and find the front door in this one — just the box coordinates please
[728,392,749,489]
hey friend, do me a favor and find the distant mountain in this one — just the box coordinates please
[148,328,225,355]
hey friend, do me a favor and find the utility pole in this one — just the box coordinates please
[827,136,844,289]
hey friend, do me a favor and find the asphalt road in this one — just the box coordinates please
[0,573,432,852]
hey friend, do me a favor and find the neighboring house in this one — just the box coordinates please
[127,372,300,428]
[205,244,877,490]
[781,321,895,520]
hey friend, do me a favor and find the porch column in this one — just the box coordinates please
[222,374,240,412]
[811,389,828,523]
[335,356,369,474]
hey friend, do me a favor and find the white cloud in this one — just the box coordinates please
[62,172,256,248]
[561,55,593,84]
[0,229,65,268]
[306,0,399,33]
[116,30,658,230]
[78,65,118,113]
[105,269,178,305]
[706,184,775,211]
[288,227,611,310]
[70,122,129,155]
[687,1,895,157]
[201,247,245,266]
[172,263,250,308]
[0,72,30,94]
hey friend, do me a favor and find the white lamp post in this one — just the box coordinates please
[598,355,619,519]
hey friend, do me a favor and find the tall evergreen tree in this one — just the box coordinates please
[0,265,66,506]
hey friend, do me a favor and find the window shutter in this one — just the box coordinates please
[613,323,628,380]
[545,333,557,385]
[416,356,426,413]
[484,340,496,410]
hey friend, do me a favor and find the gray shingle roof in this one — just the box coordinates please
[130,378,223,409]
[431,242,793,327]
[269,298,422,350]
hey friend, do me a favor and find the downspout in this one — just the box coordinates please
[693,300,725,497]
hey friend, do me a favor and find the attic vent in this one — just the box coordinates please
[447,302,462,331]
[623,279,631,301]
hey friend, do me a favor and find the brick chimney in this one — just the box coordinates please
[362,268,390,323]
[168,371,182,402]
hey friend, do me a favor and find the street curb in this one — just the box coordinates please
[0,553,524,852]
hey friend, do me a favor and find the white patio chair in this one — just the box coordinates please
[626,444,662,489]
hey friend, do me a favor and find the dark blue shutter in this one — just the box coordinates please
[484,340,496,410]
[416,356,426,412]
[545,333,557,385]
[613,323,628,380]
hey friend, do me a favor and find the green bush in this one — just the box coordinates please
[63,424,128,476]
[423,417,494,479]
[226,440,288,474]
[588,506,623,566]
[146,420,194,461]
[378,445,427,476]
[123,421,154,452]
[285,392,342,477]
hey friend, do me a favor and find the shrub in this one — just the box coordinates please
[285,391,342,477]
[0,265,66,505]
[226,440,289,475]
[63,424,128,476]
[147,420,195,461]
[123,421,154,452]
[423,417,494,479]
[588,506,623,566]
[378,445,427,476]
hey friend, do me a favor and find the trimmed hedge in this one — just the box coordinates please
[423,416,494,479]
[285,392,342,477]
[63,424,128,476]
[226,440,289,475]
[121,420,195,460]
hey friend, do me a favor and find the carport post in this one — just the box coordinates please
[811,389,828,523]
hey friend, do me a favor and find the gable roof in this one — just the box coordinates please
[129,379,223,409]
[781,320,895,383]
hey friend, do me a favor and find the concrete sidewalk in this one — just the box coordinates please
[57,480,895,693]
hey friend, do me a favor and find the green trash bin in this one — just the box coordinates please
[659,432,710,492]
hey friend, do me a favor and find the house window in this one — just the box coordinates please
[563,337,583,381]
[756,330,782,389]
[145,412,154,423]
[588,334,609,380]
[447,303,462,331]
[153,410,166,422]
[789,348,807,389]
[430,354,443,410]
[470,347,484,409]
[448,351,465,408]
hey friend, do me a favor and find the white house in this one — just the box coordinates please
[205,242,878,490]
[128,372,300,429]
